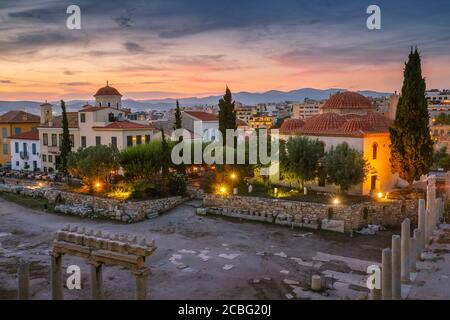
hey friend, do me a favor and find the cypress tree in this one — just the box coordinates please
[390,48,434,188]
[59,100,71,174]
[218,86,236,146]
[174,99,182,130]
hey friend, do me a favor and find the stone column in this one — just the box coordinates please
[381,248,392,300]
[414,229,422,261]
[90,263,104,300]
[418,199,426,250]
[18,262,30,300]
[427,175,436,231]
[410,233,417,272]
[401,219,411,284]
[50,253,63,300]
[133,269,149,300]
[392,235,401,300]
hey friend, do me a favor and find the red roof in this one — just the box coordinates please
[280,118,305,134]
[93,120,154,130]
[292,112,390,137]
[94,85,122,97]
[0,111,40,123]
[184,111,219,121]
[322,92,373,110]
[236,119,248,127]
[8,130,39,140]
[299,112,346,134]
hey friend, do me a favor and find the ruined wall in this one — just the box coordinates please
[203,194,419,233]
[0,183,186,223]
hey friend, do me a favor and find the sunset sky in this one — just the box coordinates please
[0,0,450,101]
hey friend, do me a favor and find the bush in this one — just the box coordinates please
[201,171,218,194]
[169,174,187,195]
[130,179,166,199]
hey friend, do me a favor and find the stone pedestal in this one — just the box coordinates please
[51,253,63,300]
[90,263,104,300]
[418,199,426,250]
[401,219,411,284]
[18,262,30,300]
[381,248,392,300]
[392,235,401,300]
[311,275,322,291]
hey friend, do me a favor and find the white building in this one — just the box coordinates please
[38,83,158,172]
[182,111,220,142]
[9,130,41,171]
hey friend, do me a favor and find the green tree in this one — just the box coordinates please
[218,86,237,146]
[67,145,120,190]
[59,100,71,173]
[120,141,173,180]
[282,136,324,189]
[432,146,450,170]
[174,99,182,130]
[390,48,434,188]
[161,128,171,178]
[324,142,369,193]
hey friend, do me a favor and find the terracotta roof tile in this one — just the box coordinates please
[94,85,122,97]
[93,120,154,130]
[184,111,219,121]
[322,92,374,110]
[0,111,40,123]
[279,118,305,134]
[8,130,39,140]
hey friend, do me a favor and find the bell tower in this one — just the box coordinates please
[40,101,53,125]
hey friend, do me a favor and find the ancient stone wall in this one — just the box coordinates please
[0,183,187,223]
[203,194,419,233]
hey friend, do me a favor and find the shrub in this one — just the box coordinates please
[169,173,187,195]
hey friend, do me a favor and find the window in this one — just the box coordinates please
[69,134,74,147]
[3,144,8,155]
[80,113,86,123]
[51,134,57,146]
[145,135,150,144]
[2,128,7,138]
[14,127,21,135]
[33,161,37,170]
[16,161,19,167]
[136,135,142,145]
[107,102,111,107]
[23,142,27,155]
[43,133,48,146]
[15,142,19,153]
[95,136,101,146]
[42,154,47,162]
[32,143,37,155]
[81,136,86,148]
[127,136,133,147]
[111,136,117,147]
[48,155,53,163]
[372,143,378,160]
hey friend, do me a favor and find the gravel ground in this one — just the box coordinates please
[0,197,395,300]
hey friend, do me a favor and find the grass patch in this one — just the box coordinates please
[0,191,53,211]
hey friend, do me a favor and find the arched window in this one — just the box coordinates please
[372,142,378,160]
[108,102,111,107]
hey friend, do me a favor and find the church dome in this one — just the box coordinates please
[322,91,373,111]
[94,83,122,97]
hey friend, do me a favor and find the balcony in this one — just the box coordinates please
[47,146,60,154]
[19,152,29,160]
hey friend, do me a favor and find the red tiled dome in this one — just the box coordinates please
[94,84,122,97]
[336,117,368,134]
[322,92,373,110]
[280,118,305,134]
[363,111,391,130]
[299,112,346,134]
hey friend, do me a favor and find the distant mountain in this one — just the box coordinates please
[0,88,391,114]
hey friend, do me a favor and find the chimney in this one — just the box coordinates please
[40,101,53,125]
[388,94,399,121]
